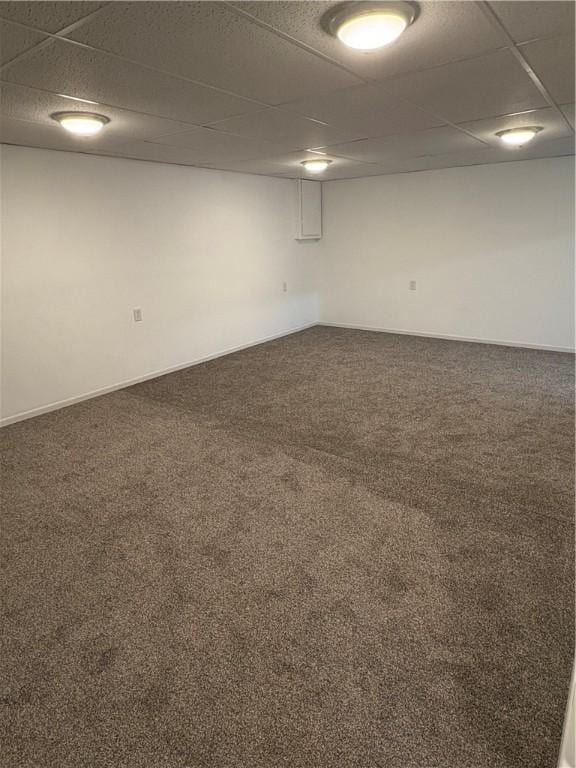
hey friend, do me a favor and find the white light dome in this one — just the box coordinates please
[496,126,543,148]
[51,112,110,137]
[323,2,417,52]
[301,159,333,173]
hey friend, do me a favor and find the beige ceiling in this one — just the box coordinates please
[0,0,574,180]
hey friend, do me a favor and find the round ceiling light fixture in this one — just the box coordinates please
[322,1,417,51]
[51,111,110,137]
[301,158,333,173]
[496,126,543,148]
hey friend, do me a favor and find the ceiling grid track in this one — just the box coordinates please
[0,0,573,178]
[477,1,574,134]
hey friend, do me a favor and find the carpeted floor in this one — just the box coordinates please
[1,325,574,768]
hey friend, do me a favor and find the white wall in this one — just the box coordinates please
[319,157,575,352]
[2,149,574,425]
[0,146,319,423]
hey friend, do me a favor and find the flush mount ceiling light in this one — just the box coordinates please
[322,1,417,51]
[301,158,333,173]
[496,126,543,148]
[51,111,110,137]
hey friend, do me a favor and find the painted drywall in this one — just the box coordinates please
[0,145,319,423]
[2,149,574,425]
[318,157,575,351]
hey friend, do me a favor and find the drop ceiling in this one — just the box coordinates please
[0,0,574,180]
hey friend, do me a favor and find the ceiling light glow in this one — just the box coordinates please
[301,159,332,173]
[51,111,110,137]
[338,10,407,49]
[323,2,416,51]
[496,126,543,148]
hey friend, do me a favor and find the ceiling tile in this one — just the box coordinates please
[351,154,486,176]
[2,1,572,179]
[200,135,575,178]
[354,137,574,177]
[280,83,444,141]
[97,140,214,166]
[560,104,575,129]
[1,115,77,150]
[1,39,264,125]
[65,1,359,104]
[379,50,548,124]
[458,107,574,148]
[0,82,198,142]
[205,150,379,180]
[490,1,575,44]
[0,115,132,155]
[505,134,575,159]
[0,2,106,33]
[312,162,393,181]
[410,136,575,170]
[205,108,356,150]
[324,126,487,163]
[520,35,575,105]
[176,158,295,179]
[148,127,288,163]
[0,19,46,65]
[231,1,507,81]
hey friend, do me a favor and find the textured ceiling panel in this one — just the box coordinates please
[280,84,444,139]
[66,1,360,104]
[520,35,576,105]
[0,82,197,142]
[231,1,507,81]
[490,1,575,44]
[98,140,221,166]
[111,134,576,179]
[311,161,399,180]
[323,126,486,163]
[560,104,575,129]
[0,1,106,33]
[340,150,495,176]
[0,20,46,65]
[398,136,576,172]
[0,115,137,157]
[490,135,575,160]
[147,127,290,163]
[324,136,576,178]
[2,39,263,125]
[378,50,549,124]
[458,108,574,148]
[0,116,83,151]
[202,151,379,180]
[0,1,573,179]
[205,108,358,150]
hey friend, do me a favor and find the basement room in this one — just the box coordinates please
[1,2,575,766]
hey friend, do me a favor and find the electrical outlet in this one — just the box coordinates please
[133,308,143,322]
[282,281,288,293]
[409,280,417,291]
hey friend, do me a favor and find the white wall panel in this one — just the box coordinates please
[0,146,319,422]
[318,157,575,351]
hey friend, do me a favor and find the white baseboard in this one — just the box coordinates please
[559,662,575,768]
[0,322,317,428]
[319,322,575,354]
[3,319,573,427]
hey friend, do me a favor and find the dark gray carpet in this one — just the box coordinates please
[1,326,574,768]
